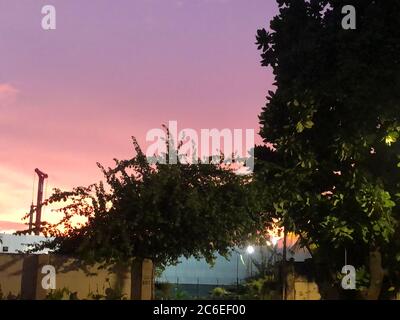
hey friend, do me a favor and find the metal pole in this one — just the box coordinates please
[236,253,239,289]
[197,278,199,299]
[34,168,48,235]
[28,204,35,234]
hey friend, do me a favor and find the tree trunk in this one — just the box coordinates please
[282,229,287,300]
[361,248,384,300]
[130,258,143,300]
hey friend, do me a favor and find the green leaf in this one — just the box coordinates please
[304,120,314,129]
[296,122,304,133]
[385,131,398,145]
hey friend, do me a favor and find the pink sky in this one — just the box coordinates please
[0,0,277,231]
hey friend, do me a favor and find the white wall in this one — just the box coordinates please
[0,233,53,254]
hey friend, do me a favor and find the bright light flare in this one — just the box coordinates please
[271,236,279,246]
[265,218,284,247]
[246,245,255,254]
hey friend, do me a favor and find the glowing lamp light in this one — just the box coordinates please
[246,245,255,254]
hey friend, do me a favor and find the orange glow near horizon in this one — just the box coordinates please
[265,218,284,247]
[0,0,277,231]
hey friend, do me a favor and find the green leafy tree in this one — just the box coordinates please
[255,0,400,299]
[39,135,256,299]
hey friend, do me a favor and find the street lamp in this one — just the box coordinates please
[234,248,243,289]
[236,252,239,289]
[246,245,255,254]
[245,245,255,277]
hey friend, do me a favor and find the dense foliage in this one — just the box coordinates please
[41,137,257,269]
[255,0,400,299]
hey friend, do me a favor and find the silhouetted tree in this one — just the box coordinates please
[39,134,258,298]
[255,0,400,299]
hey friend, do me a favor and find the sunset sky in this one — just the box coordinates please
[0,0,277,232]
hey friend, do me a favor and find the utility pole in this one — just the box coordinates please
[34,168,48,235]
[28,204,35,234]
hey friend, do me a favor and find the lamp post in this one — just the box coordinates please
[246,245,255,277]
[236,252,239,289]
